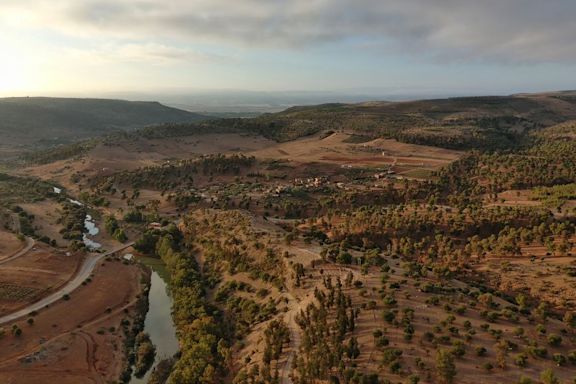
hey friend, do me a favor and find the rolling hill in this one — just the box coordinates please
[127,91,576,151]
[10,91,576,165]
[0,97,207,150]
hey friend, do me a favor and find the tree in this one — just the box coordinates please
[113,228,128,243]
[563,311,576,328]
[104,215,119,235]
[134,230,159,255]
[346,337,360,359]
[436,349,456,384]
[495,340,508,369]
[11,325,22,337]
[547,334,562,347]
[539,369,559,384]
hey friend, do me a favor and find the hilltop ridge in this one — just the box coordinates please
[0,97,207,152]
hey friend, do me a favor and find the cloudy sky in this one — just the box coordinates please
[1,0,575,97]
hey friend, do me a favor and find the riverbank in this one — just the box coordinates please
[128,256,179,384]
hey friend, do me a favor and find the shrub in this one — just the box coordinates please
[552,353,566,366]
[482,362,493,371]
[528,346,547,358]
[547,334,562,347]
[435,349,457,384]
[514,352,528,367]
[383,310,396,323]
[475,346,487,357]
[539,369,559,384]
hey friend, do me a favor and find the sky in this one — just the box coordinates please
[1,0,576,98]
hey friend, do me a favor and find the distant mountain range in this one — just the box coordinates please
[0,97,207,148]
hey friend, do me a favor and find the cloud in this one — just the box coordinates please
[2,0,576,63]
[100,43,227,64]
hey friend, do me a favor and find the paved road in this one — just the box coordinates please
[0,237,35,266]
[0,242,134,325]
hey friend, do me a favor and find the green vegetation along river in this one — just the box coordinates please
[130,256,179,383]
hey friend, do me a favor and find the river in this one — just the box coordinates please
[52,186,102,250]
[130,256,179,383]
[51,186,179,379]
[83,214,102,250]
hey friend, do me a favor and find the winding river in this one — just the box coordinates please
[52,186,179,381]
[130,257,179,383]
[83,214,102,250]
[52,186,101,249]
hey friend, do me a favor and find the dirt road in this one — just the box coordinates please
[0,236,35,265]
[281,309,300,384]
[0,242,134,325]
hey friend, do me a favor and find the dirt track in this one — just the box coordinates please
[0,237,34,266]
[0,242,134,325]
[0,258,142,384]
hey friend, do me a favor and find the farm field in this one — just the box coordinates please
[0,243,80,315]
[0,230,25,260]
[0,258,144,384]
[248,132,462,172]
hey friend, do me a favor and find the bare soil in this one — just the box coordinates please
[21,133,274,193]
[0,259,143,384]
[20,201,68,246]
[0,230,24,260]
[229,213,576,384]
[0,243,81,315]
[248,133,461,173]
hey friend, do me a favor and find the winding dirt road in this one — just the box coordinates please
[0,237,35,265]
[0,242,134,325]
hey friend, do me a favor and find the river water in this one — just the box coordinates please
[51,186,102,250]
[51,186,179,379]
[130,257,179,383]
[83,214,102,250]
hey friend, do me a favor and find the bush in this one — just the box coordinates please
[482,362,493,371]
[514,352,528,367]
[547,334,562,347]
[540,369,559,384]
[383,310,396,323]
[528,346,547,358]
[552,353,566,366]
[475,346,487,357]
[435,349,457,384]
[567,350,576,364]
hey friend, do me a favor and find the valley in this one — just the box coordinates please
[0,93,576,383]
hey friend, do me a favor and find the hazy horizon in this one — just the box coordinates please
[3,87,575,114]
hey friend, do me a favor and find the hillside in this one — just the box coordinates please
[15,91,576,166]
[134,92,576,150]
[0,97,207,152]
